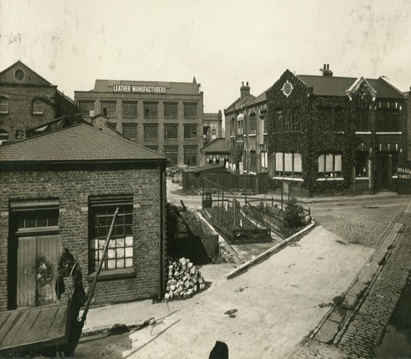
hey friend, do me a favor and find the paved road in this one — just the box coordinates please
[114,226,373,359]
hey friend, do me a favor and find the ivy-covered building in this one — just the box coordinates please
[265,65,409,195]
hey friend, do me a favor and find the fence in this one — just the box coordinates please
[182,168,268,194]
[201,177,271,243]
[245,198,312,239]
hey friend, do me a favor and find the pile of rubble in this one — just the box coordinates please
[165,257,206,301]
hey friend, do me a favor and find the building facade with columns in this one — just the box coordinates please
[75,78,203,168]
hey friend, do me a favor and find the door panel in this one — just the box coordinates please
[17,237,36,307]
[36,235,59,306]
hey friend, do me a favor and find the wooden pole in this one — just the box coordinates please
[82,207,119,323]
[233,193,236,231]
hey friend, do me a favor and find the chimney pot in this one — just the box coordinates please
[242,82,244,86]
[324,64,326,69]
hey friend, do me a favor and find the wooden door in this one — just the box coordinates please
[17,237,36,307]
[17,235,59,307]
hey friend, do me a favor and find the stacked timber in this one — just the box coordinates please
[164,257,206,301]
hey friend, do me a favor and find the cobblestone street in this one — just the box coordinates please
[291,199,411,359]
[310,198,407,247]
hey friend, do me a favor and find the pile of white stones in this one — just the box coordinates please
[164,257,206,301]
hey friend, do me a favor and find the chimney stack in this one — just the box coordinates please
[320,64,333,77]
[240,81,250,98]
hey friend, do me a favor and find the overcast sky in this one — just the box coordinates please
[1,0,410,113]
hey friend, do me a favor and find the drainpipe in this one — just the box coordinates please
[158,164,165,300]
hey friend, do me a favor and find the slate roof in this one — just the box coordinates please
[225,94,256,113]
[89,79,200,95]
[202,138,230,154]
[297,75,403,99]
[0,123,167,163]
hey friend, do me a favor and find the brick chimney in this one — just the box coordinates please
[240,81,250,98]
[320,64,333,77]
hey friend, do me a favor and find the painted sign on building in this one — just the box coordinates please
[397,165,411,194]
[113,85,167,93]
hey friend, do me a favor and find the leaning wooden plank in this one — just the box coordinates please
[46,306,68,339]
[24,307,58,344]
[0,310,30,349]
[0,312,11,333]
[0,311,20,345]
[9,309,41,348]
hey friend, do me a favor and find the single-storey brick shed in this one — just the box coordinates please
[0,123,167,311]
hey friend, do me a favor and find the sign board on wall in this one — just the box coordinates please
[113,85,167,93]
[397,165,411,194]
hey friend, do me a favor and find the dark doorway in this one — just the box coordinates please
[376,155,390,190]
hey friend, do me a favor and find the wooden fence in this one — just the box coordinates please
[182,170,268,194]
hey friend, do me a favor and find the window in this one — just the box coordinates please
[101,102,116,117]
[144,102,158,118]
[230,118,235,136]
[32,100,43,115]
[356,110,370,131]
[261,151,268,168]
[79,101,94,117]
[376,110,400,132]
[16,208,59,231]
[164,125,178,139]
[249,118,257,135]
[89,199,133,273]
[318,154,342,178]
[122,102,138,117]
[0,97,8,114]
[355,152,368,177]
[144,125,158,139]
[275,152,302,177]
[123,123,138,141]
[184,103,197,118]
[211,128,217,136]
[164,102,178,117]
[108,122,117,130]
[184,125,197,139]
[15,129,25,140]
[164,146,178,166]
[184,147,197,166]
[0,129,8,140]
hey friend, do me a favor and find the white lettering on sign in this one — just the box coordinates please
[113,84,167,93]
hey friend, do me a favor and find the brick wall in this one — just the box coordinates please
[0,166,165,311]
[0,85,57,140]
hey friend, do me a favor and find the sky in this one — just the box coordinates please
[1,0,410,114]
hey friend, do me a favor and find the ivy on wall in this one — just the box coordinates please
[265,70,359,196]
[230,138,244,164]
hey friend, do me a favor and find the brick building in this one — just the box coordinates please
[75,77,204,167]
[265,65,409,195]
[0,123,167,311]
[203,111,223,143]
[225,67,409,195]
[0,61,78,142]
[224,82,268,175]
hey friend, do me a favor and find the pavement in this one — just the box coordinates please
[79,225,374,358]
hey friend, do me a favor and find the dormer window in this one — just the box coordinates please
[0,97,8,114]
[32,100,43,115]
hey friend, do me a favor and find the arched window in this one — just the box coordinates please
[0,129,8,140]
[15,128,25,140]
[32,99,43,115]
[0,97,8,114]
